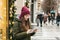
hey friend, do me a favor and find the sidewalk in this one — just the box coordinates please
[31,22,60,40]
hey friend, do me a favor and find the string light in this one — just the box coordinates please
[10,7,12,10]
[9,0,16,40]
[10,14,12,17]
[12,21,14,24]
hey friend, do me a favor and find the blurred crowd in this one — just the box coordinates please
[36,12,60,27]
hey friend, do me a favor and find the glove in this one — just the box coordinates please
[26,29,32,34]
[27,29,37,34]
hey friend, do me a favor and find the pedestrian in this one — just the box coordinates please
[48,12,51,23]
[51,14,55,25]
[38,14,43,27]
[13,2,37,40]
[43,13,48,25]
[56,13,60,26]
[50,8,55,18]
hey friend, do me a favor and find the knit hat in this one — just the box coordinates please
[19,6,30,19]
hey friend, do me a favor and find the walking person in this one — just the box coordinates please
[50,8,55,18]
[56,13,60,26]
[51,14,55,25]
[48,12,51,23]
[43,13,48,25]
[38,14,44,27]
[50,8,55,25]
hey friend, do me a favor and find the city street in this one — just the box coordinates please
[31,21,60,40]
[0,0,60,40]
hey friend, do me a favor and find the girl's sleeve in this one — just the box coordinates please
[15,32,30,39]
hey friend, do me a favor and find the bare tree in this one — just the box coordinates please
[41,0,58,13]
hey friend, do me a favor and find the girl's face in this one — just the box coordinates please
[24,14,30,20]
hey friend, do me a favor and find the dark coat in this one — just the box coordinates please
[38,14,43,21]
[56,15,60,21]
[12,18,35,40]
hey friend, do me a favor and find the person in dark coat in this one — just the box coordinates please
[48,12,51,23]
[13,3,37,40]
[51,14,55,25]
[56,13,60,26]
[50,8,55,24]
[38,14,43,27]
